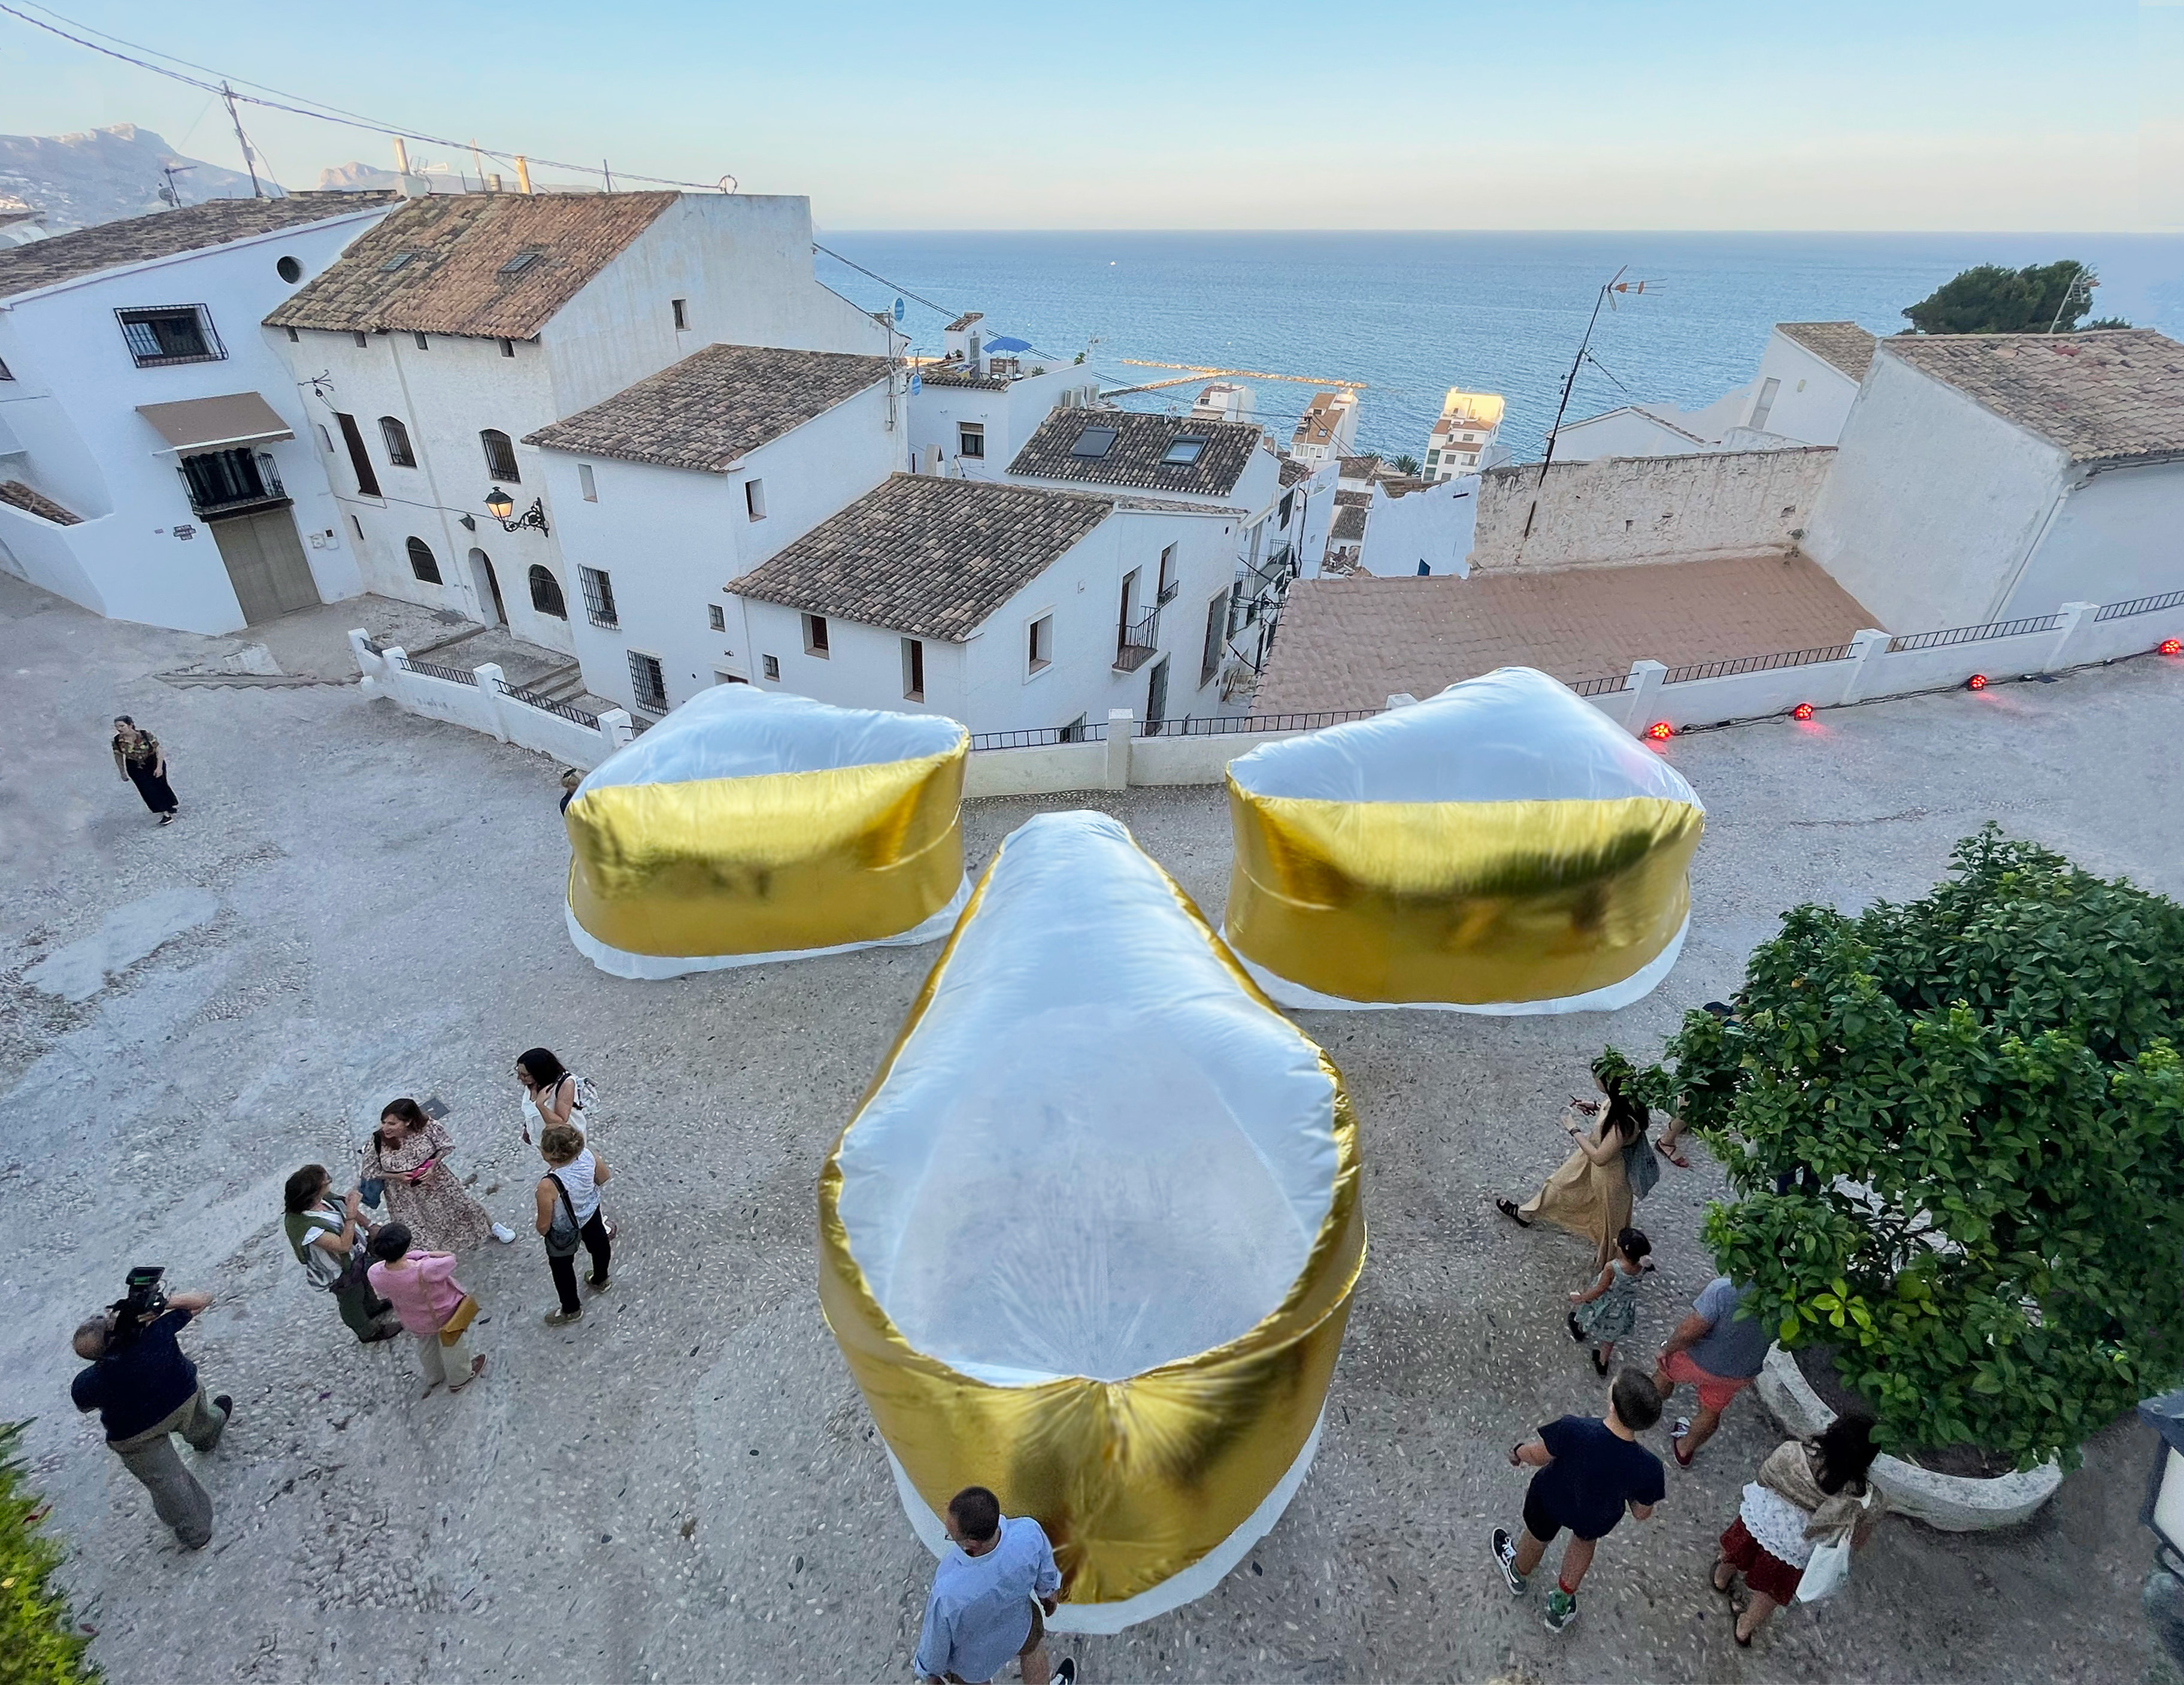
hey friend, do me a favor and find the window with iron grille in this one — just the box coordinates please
[116,305,223,367]
[529,565,567,618]
[378,416,415,468]
[406,537,442,583]
[481,429,520,482]
[578,565,619,628]
[1156,543,1179,603]
[628,652,668,713]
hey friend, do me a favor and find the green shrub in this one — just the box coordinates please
[1644,825,2184,1471]
[0,1420,96,1684]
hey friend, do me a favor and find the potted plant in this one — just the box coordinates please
[1641,826,2184,1526]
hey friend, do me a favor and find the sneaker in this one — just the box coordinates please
[1494,1198,1531,1228]
[213,1393,234,1421]
[544,1308,582,1326]
[584,1274,610,1292]
[490,1222,517,1244]
[1671,1416,1692,1441]
[1565,1312,1586,1344]
[1491,1527,1526,1596]
[158,813,175,826]
[1544,1587,1578,1633]
[1050,1661,1076,1685]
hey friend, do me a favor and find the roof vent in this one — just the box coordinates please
[1071,426,1118,459]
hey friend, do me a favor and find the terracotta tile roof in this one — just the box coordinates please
[1292,391,1353,448]
[263,191,676,340]
[1007,408,1262,497]
[0,479,81,524]
[1776,321,1876,381]
[1255,555,1875,713]
[730,473,1116,641]
[523,344,890,471]
[0,193,392,301]
[1278,457,1313,486]
[1338,455,1383,480]
[1334,489,1372,507]
[1330,505,1369,541]
[944,311,984,332]
[1881,329,2184,464]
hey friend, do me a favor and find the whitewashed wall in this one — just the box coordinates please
[2000,459,2184,621]
[1741,331,1862,446]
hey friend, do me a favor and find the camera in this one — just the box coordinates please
[104,1266,169,1347]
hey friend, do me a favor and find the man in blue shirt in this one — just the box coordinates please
[1491,1369,1666,1634]
[914,1486,1074,1685]
[1653,1274,1771,1466]
[69,1288,232,1549]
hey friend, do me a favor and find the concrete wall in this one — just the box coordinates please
[0,201,391,631]
[2003,459,2184,619]
[352,633,634,769]
[1469,447,1834,571]
[1803,353,2067,631]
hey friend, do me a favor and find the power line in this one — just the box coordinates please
[809,243,963,320]
[0,2,736,193]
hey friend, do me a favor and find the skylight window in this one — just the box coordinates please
[1162,435,1207,466]
[1070,426,1119,459]
[377,251,418,273]
[498,251,543,277]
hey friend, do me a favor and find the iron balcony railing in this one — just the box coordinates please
[1661,644,1855,686]
[1113,606,1161,672]
[968,722,1111,751]
[177,450,288,519]
[399,656,477,686]
[1567,673,1631,697]
[2095,589,2184,622]
[1886,613,2065,654]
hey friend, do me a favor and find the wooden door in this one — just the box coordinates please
[212,509,319,623]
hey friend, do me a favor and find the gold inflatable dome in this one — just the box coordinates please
[563,685,968,979]
[1224,666,1705,1012]
[819,812,1365,1631]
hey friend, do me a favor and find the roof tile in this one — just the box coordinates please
[1880,329,2184,464]
[0,193,392,301]
[1007,408,1261,497]
[1776,321,1877,381]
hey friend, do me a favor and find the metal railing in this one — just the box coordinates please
[1567,673,1631,697]
[1662,644,1855,685]
[968,722,1111,752]
[1143,708,1382,739]
[495,677,599,728]
[1113,607,1161,672]
[359,636,386,656]
[400,657,478,686]
[1886,613,2065,654]
[177,451,287,519]
[2095,589,2184,622]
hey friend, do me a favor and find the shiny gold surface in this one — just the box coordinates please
[1225,786,1704,1005]
[817,839,1365,1608]
[565,744,966,957]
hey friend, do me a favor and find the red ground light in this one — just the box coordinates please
[1967,674,1989,690]
[2162,639,2182,656]
[1791,702,1816,721]
[1644,720,1673,740]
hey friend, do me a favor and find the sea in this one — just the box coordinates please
[813,231,2184,465]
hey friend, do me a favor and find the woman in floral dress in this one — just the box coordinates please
[362,1099,513,1252]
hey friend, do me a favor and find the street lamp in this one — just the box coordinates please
[483,486,549,536]
[2138,1388,2184,1667]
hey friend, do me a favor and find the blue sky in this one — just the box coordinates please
[4,0,2179,228]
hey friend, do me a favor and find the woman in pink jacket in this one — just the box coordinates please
[365,1224,486,1398]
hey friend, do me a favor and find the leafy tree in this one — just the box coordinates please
[1644,825,2184,1471]
[1902,261,2103,335]
[2082,317,2134,331]
[0,1421,97,1683]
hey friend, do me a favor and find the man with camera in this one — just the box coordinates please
[69,1269,233,1550]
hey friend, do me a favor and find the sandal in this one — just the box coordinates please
[1495,1198,1532,1228]
[1710,1557,1738,1596]
[1591,1348,1610,1377]
[1729,1592,1757,1647]
[1655,1137,1691,1169]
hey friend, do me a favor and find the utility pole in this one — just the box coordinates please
[602,159,614,193]
[2046,264,2093,334]
[157,161,195,208]
[221,83,262,198]
[1522,268,1658,542]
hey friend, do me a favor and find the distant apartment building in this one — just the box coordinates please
[263,189,890,658]
[1191,382,1254,425]
[1290,388,1360,465]
[0,193,397,633]
[1424,388,1507,482]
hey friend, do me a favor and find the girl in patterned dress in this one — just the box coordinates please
[1567,1227,1651,1375]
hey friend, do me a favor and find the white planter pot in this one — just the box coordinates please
[1756,1344,2062,1532]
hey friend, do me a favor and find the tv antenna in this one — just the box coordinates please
[1522,268,1664,542]
[156,161,195,208]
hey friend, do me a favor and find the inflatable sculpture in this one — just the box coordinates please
[563,685,968,979]
[819,812,1365,1631]
[1224,666,1705,1013]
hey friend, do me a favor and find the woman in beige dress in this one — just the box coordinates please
[1497,1064,1648,1266]
[362,1099,514,1253]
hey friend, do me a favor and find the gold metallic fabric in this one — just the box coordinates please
[817,836,1365,1609]
[565,743,965,958]
[1226,786,1704,1005]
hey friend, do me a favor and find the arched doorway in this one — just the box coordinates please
[468,547,507,626]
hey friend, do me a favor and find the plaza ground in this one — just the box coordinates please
[1,573,2178,1684]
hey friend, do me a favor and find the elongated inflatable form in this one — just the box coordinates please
[1225,667,1705,1012]
[819,812,1365,1631]
[564,685,968,979]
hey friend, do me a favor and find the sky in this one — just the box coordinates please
[4,0,2182,229]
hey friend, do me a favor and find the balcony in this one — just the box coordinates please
[177,448,289,520]
[1113,606,1161,672]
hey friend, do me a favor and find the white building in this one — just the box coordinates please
[523,342,901,718]
[906,336,1098,482]
[0,193,398,632]
[1803,329,2184,630]
[1191,382,1254,425]
[263,189,890,657]
[1552,321,1877,462]
[1290,388,1359,465]
[1424,388,1506,482]
[728,473,1250,735]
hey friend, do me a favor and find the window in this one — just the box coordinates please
[762,654,780,681]
[333,413,381,497]
[499,338,516,358]
[316,423,335,453]
[744,478,767,521]
[708,603,726,632]
[116,304,222,367]
[480,429,520,481]
[902,637,925,702]
[578,463,598,502]
[414,333,429,350]
[353,332,369,349]
[1278,491,1294,528]
[350,513,365,542]
[714,670,748,686]
[378,416,416,468]
[1156,543,1179,604]
[1201,590,1228,686]
[671,298,688,329]
[803,613,830,657]
[284,326,299,343]
[1070,425,1117,459]
[628,652,668,714]
[1750,376,1782,432]
[529,565,567,618]
[498,250,542,277]
[1026,614,1053,675]
[956,422,985,459]
[378,250,419,273]
[406,537,442,583]
[1161,435,1207,466]
[578,566,619,628]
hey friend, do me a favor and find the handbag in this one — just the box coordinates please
[1795,1532,1853,1602]
[543,1172,581,1259]
[1624,1136,1661,1201]
[437,1292,480,1347]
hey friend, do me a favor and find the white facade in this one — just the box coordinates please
[1804,350,2184,630]
[1552,325,1868,463]
[534,380,905,718]
[0,201,395,632]
[1424,389,1506,483]
[270,193,889,649]
[1291,389,1359,465]
[906,362,1096,480]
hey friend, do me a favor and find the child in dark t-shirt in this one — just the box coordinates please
[1492,1369,1667,1634]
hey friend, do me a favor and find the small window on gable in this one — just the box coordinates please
[578,463,598,502]
[1026,614,1053,675]
[745,479,767,521]
[708,603,726,632]
[957,422,985,459]
[353,332,369,348]
[671,298,688,329]
[284,326,299,343]
[499,338,516,358]
[1162,435,1207,466]
[1070,426,1117,459]
[803,613,829,657]
[902,637,925,702]
[414,332,429,350]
